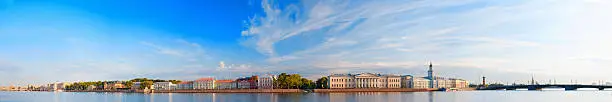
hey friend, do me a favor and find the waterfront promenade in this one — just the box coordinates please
[61,88,437,93]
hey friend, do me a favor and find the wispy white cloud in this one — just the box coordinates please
[0,60,20,73]
[141,41,185,57]
[243,0,612,82]
[141,39,209,61]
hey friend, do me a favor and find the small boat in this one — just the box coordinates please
[437,88,447,91]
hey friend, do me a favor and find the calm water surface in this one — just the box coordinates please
[1,91,611,102]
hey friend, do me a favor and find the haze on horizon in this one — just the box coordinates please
[1,0,611,86]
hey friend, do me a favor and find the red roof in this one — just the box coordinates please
[195,77,214,82]
[178,81,193,84]
[215,80,234,83]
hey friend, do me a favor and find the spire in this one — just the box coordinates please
[427,61,435,88]
[429,62,433,69]
[531,75,535,85]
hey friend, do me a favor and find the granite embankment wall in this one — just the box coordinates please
[68,89,302,93]
[66,88,438,93]
[150,89,302,93]
[67,90,132,93]
[314,88,437,93]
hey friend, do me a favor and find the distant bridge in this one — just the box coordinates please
[478,84,612,91]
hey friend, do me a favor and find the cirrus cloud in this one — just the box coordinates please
[243,0,612,83]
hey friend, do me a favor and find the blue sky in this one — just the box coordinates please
[1,0,612,86]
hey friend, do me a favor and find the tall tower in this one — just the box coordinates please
[482,76,487,87]
[530,75,535,85]
[428,62,435,88]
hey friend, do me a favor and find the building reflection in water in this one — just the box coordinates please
[148,93,154,102]
[329,93,347,102]
[428,92,434,102]
[137,92,440,102]
[327,92,405,102]
[168,93,173,102]
[210,93,214,102]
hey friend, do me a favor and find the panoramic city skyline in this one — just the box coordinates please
[2,0,612,86]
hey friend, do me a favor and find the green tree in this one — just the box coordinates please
[273,73,318,89]
[140,81,154,89]
[168,80,182,84]
[275,73,290,89]
[288,74,302,89]
[316,77,329,89]
[300,78,315,89]
[125,81,134,88]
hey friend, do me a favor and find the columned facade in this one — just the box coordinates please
[328,73,402,89]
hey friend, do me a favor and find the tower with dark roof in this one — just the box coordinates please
[428,62,435,88]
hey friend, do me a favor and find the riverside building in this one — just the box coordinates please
[236,76,258,89]
[328,73,402,89]
[177,81,194,90]
[257,75,275,89]
[193,78,215,89]
[153,82,177,90]
[327,62,469,89]
[214,80,236,89]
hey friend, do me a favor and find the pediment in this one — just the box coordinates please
[355,73,378,77]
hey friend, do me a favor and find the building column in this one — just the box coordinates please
[369,78,371,88]
[367,78,372,88]
[372,78,375,88]
[374,78,377,88]
[369,78,372,88]
[365,79,368,88]
[356,79,360,88]
[364,79,367,88]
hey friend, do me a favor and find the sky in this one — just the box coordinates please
[1,0,612,86]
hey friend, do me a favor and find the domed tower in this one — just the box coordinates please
[428,62,435,88]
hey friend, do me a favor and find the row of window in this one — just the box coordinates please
[331,84,402,88]
[331,78,402,82]
[387,84,400,87]
[331,84,352,87]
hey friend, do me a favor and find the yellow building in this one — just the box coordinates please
[328,73,402,89]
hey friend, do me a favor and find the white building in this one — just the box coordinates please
[153,82,177,90]
[47,82,71,91]
[328,73,403,89]
[258,75,274,89]
[411,77,431,88]
[177,81,194,90]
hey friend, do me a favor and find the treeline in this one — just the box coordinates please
[66,81,104,90]
[273,73,329,89]
[66,74,333,90]
[65,78,182,90]
[129,78,182,89]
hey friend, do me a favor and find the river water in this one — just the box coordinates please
[1,91,611,102]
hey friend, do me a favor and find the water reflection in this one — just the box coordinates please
[168,93,173,102]
[429,92,434,102]
[3,91,612,102]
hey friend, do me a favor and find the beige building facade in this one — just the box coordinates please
[410,77,469,89]
[411,77,431,88]
[328,73,402,89]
